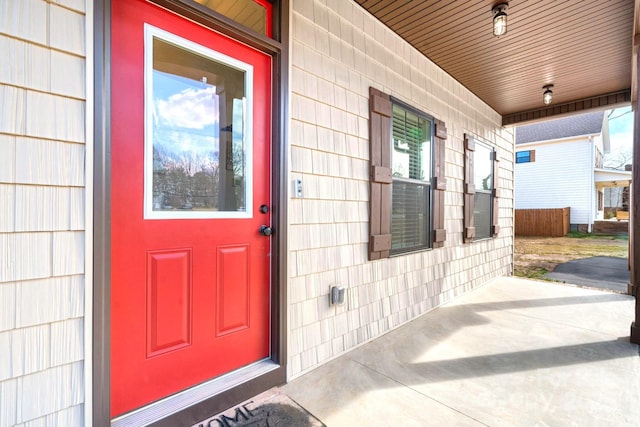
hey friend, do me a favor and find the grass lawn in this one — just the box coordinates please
[514,232,629,280]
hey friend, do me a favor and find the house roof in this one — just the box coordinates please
[515,111,606,145]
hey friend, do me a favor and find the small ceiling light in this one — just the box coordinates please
[543,84,554,105]
[492,3,509,37]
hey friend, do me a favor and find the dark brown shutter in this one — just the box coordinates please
[529,150,536,162]
[369,87,392,260]
[463,134,476,243]
[433,120,447,248]
[492,151,500,237]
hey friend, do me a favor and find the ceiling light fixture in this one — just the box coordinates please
[492,3,509,37]
[543,84,554,105]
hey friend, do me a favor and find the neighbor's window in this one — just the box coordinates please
[516,150,534,163]
[474,141,494,240]
[598,191,603,211]
[390,102,433,253]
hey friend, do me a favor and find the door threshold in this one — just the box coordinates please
[111,359,280,427]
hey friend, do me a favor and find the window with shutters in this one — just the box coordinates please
[368,87,446,260]
[463,134,499,243]
[390,102,433,253]
[473,141,494,240]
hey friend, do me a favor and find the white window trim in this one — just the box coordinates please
[143,24,254,220]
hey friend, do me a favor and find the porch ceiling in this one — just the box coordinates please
[354,0,638,126]
[595,168,633,186]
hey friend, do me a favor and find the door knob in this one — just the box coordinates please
[259,225,274,236]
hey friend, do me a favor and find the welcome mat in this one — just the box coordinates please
[191,389,326,427]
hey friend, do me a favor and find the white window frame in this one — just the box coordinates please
[143,24,254,220]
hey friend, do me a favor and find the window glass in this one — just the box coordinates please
[144,26,253,219]
[473,141,493,239]
[474,143,493,191]
[194,0,271,37]
[474,193,492,239]
[390,102,433,253]
[391,181,430,251]
[392,105,431,181]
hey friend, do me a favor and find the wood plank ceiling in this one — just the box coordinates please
[354,0,636,125]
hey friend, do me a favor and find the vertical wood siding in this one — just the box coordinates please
[515,208,571,237]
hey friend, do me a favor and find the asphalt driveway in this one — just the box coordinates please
[544,256,630,293]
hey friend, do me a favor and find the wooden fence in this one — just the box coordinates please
[515,207,570,237]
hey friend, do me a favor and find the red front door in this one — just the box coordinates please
[110,0,272,417]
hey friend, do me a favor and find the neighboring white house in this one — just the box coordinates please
[515,112,631,232]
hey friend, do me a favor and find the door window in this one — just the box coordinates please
[144,25,254,219]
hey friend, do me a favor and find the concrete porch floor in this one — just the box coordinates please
[281,277,640,426]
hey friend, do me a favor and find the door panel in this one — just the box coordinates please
[216,245,250,336]
[146,248,192,357]
[111,0,272,417]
